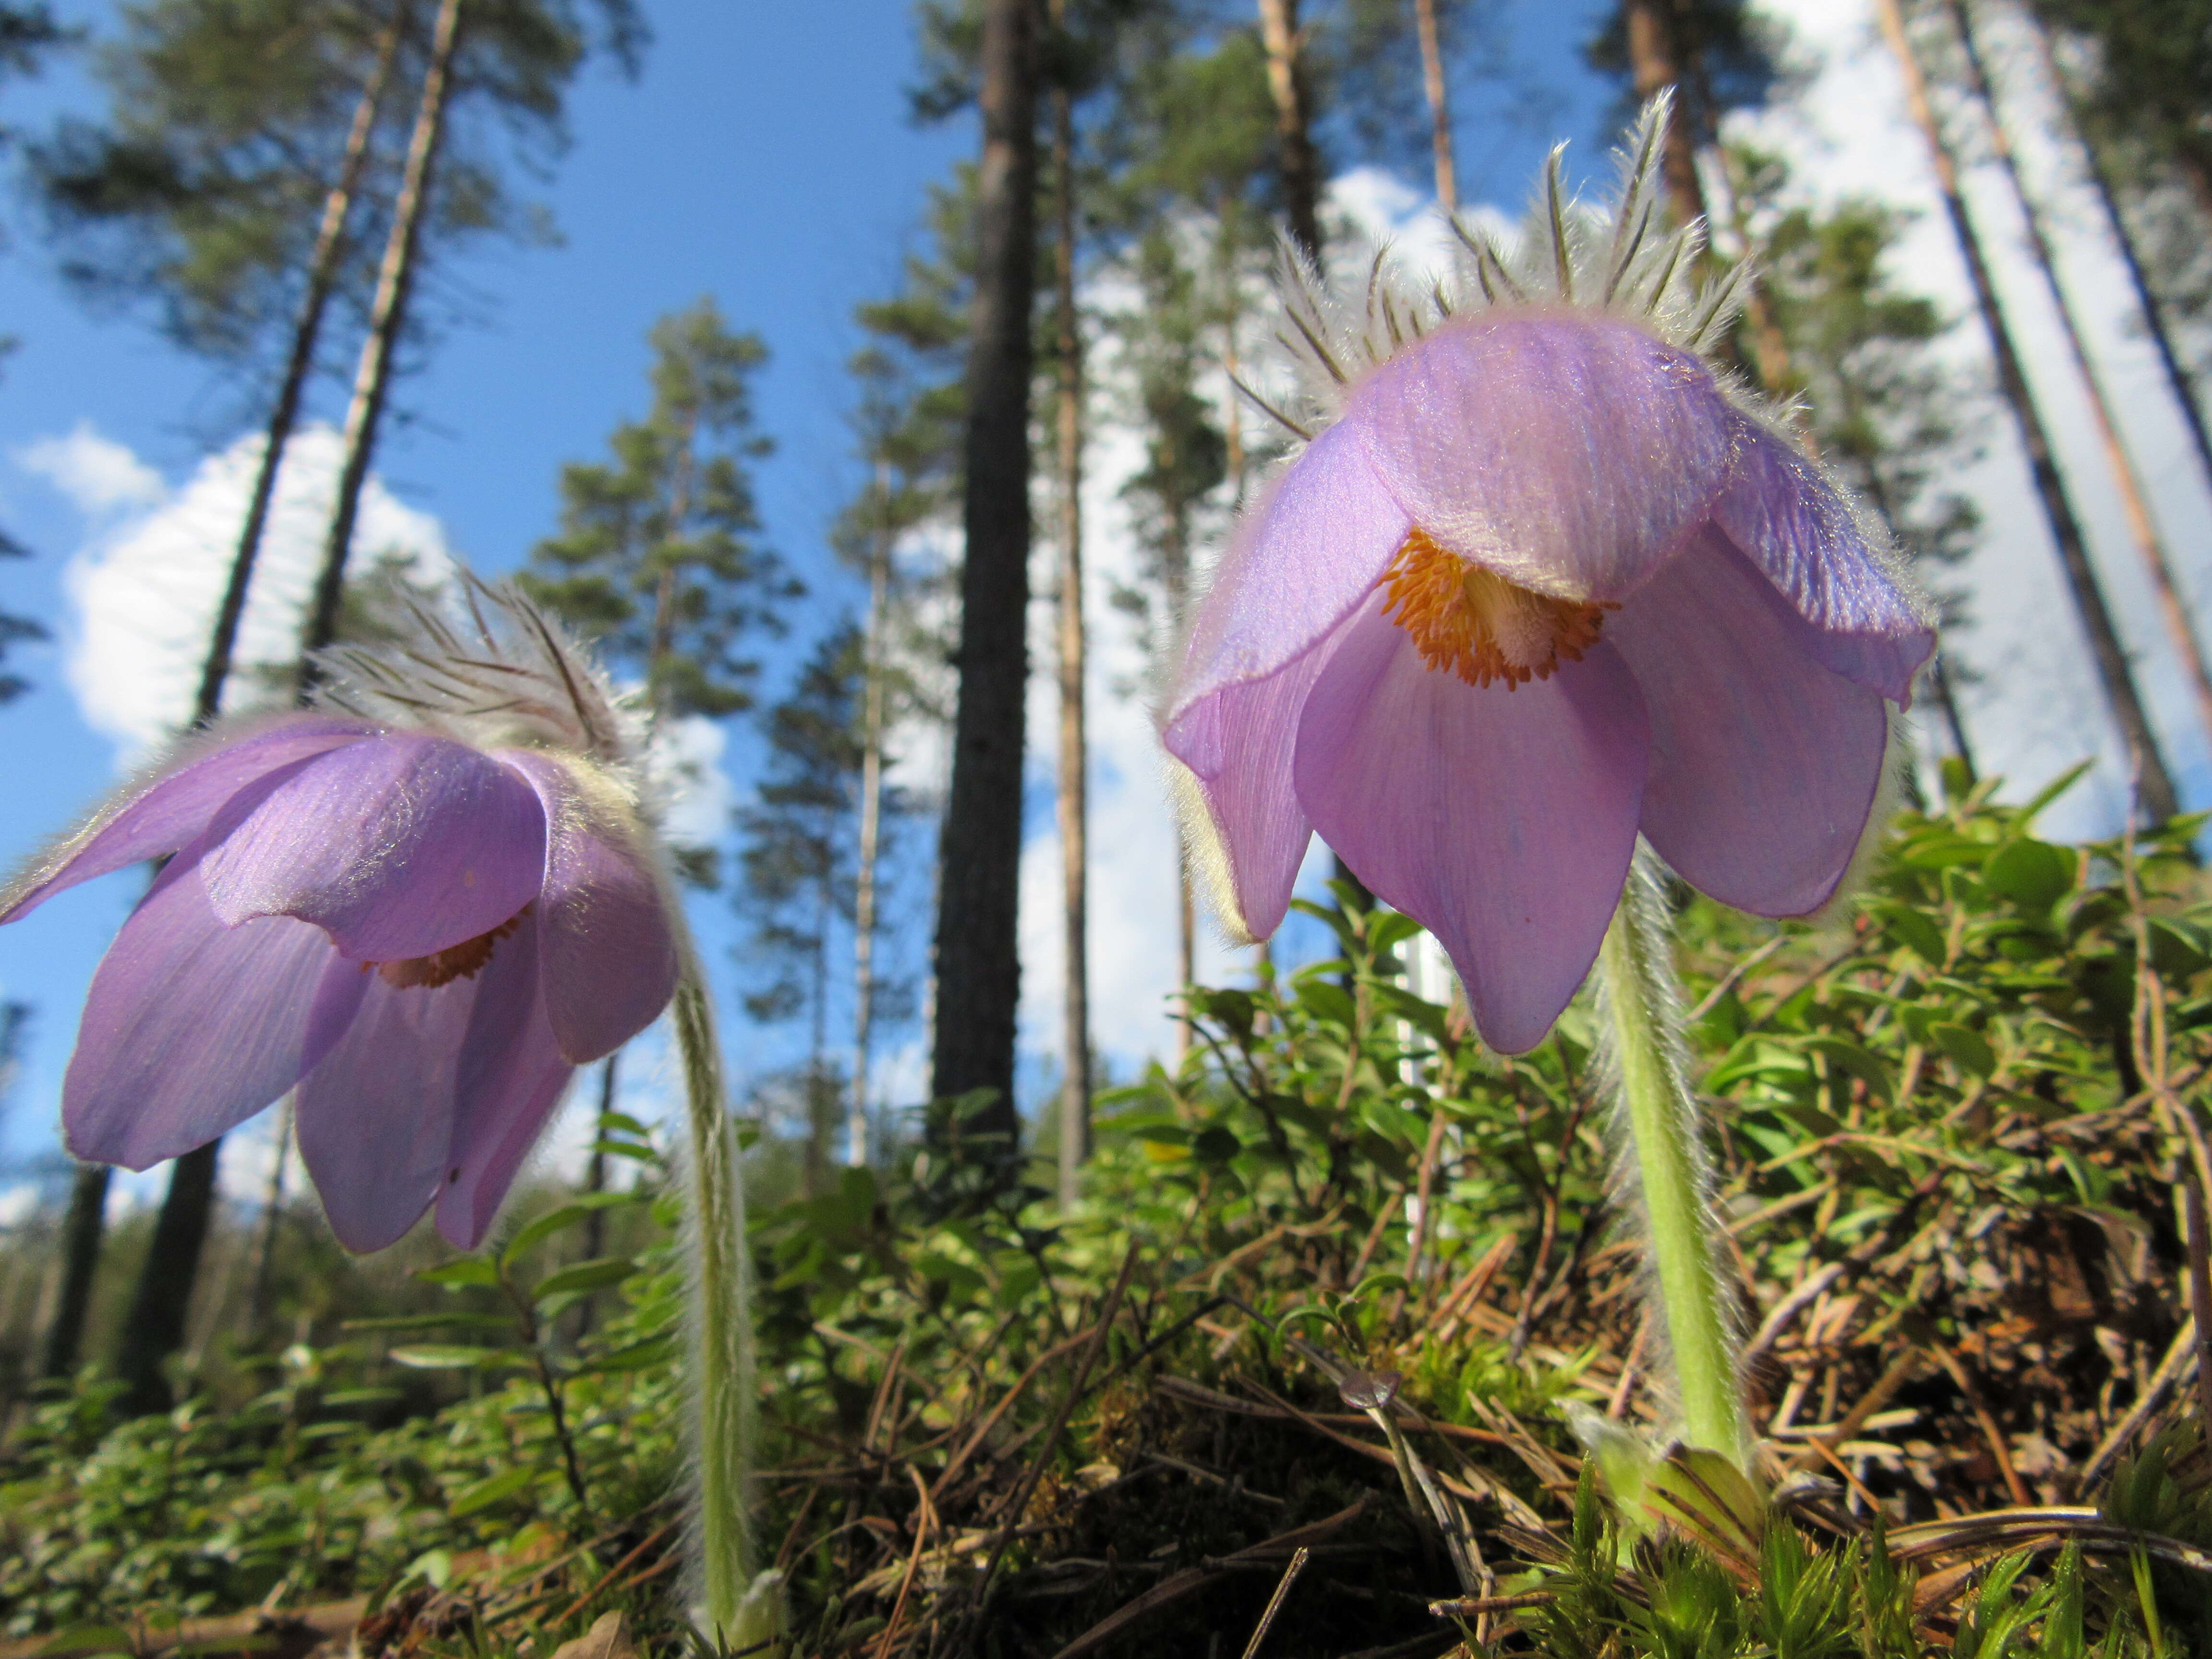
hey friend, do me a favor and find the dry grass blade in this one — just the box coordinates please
[1236,1546,1311,1659]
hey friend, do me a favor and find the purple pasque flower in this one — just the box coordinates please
[1162,111,1935,1055]
[0,585,679,1251]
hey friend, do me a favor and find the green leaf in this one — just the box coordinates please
[388,1344,520,1370]
[342,1312,514,1334]
[1191,1125,1242,1163]
[416,1258,499,1289]
[2016,760,2092,829]
[1983,838,2073,911]
[1870,902,1947,965]
[532,1258,638,1300]
[577,1334,677,1374]
[502,1203,601,1267]
[1365,910,1424,953]
[449,1466,540,1517]
[1370,983,1448,1043]
[1295,980,1357,1030]
[319,1387,403,1408]
[1929,1022,1996,1079]
[1803,1036,1895,1100]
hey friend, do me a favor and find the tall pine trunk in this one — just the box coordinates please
[1877,0,2180,824]
[302,0,465,664]
[40,1164,107,1379]
[1255,0,1322,262]
[48,7,406,1394]
[1051,62,1089,1209]
[1623,1,1795,395]
[930,0,1037,1157]
[849,469,891,1168]
[114,0,467,1416]
[1621,0,1705,228]
[242,1098,292,1346]
[199,2,407,719]
[1947,0,2212,753]
[2022,9,2212,495]
[1413,0,1455,213]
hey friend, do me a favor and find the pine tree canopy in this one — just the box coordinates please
[520,297,797,720]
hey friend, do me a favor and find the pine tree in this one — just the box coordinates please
[1876,0,2181,822]
[735,625,914,1194]
[836,285,963,1166]
[2020,0,2212,494]
[521,298,795,726]
[930,0,1039,1164]
[1939,0,2212,754]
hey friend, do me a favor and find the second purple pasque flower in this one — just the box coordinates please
[0,587,679,1251]
[1163,116,1935,1054]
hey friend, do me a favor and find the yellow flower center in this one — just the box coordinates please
[372,907,528,990]
[1380,527,1613,689]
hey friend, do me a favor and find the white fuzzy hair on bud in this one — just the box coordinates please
[1244,93,1769,449]
[310,573,645,774]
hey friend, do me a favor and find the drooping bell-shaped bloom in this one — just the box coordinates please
[1163,108,1935,1055]
[0,585,680,1251]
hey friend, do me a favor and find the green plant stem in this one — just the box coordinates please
[1597,858,1748,1467]
[674,961,756,1636]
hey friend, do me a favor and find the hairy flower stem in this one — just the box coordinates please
[1596,857,1748,1467]
[673,960,761,1640]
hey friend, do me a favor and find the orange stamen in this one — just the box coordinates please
[373,907,528,990]
[1379,526,1612,689]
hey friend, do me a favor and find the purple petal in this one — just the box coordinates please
[295,966,479,1252]
[0,716,372,925]
[1609,530,1891,917]
[1292,595,1649,1053]
[436,908,574,1249]
[1709,416,1934,703]
[198,733,547,961]
[495,751,679,1063]
[1166,418,1410,730]
[63,857,347,1168]
[1349,315,1736,602]
[1163,640,1335,939]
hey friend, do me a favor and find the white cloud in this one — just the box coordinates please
[649,713,734,850]
[30,422,452,762]
[19,422,165,517]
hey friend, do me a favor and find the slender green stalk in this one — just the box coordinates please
[673,960,767,1642]
[1596,855,1748,1467]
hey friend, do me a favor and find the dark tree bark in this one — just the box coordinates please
[1414,0,1456,213]
[1050,49,1090,1209]
[2023,9,2212,499]
[303,0,465,664]
[114,1140,218,1412]
[1878,0,2180,824]
[40,1164,108,1379]
[1255,0,1322,262]
[850,466,891,1169]
[1949,0,2212,754]
[197,1,406,720]
[1622,0,1706,225]
[929,0,1038,1155]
